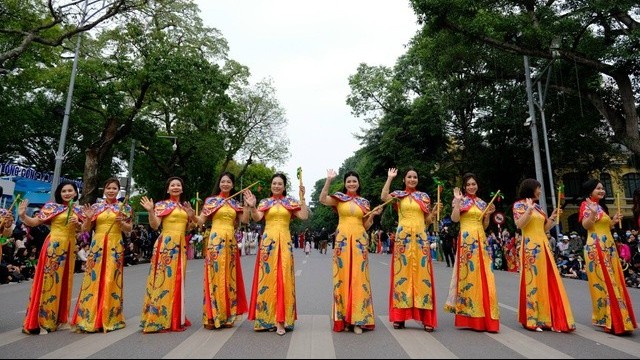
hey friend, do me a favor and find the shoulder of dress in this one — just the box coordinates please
[354,197,370,210]
[390,190,408,198]
[258,198,274,211]
[414,191,430,202]
[331,192,351,202]
[513,201,527,214]
[204,196,223,205]
[227,198,243,210]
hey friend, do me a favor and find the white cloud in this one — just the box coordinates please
[196,0,418,201]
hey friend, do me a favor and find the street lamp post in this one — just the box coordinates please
[524,55,547,211]
[524,54,560,236]
[125,139,135,196]
[158,136,178,151]
[536,79,560,237]
[50,0,91,201]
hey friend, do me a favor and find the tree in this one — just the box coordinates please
[67,0,232,203]
[344,7,622,208]
[219,78,290,176]
[410,0,640,159]
[0,0,149,74]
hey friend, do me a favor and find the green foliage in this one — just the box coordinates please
[0,0,291,207]
[332,0,633,235]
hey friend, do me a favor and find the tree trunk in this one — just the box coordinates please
[81,117,119,204]
[612,73,640,158]
[237,154,253,180]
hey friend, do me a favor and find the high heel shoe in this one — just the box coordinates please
[353,326,363,335]
[393,321,405,329]
[424,326,434,332]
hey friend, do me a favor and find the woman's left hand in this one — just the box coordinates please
[183,202,195,218]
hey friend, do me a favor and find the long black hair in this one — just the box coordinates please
[212,171,237,196]
[54,181,79,204]
[164,176,186,202]
[581,178,608,214]
[270,173,288,197]
[340,170,361,195]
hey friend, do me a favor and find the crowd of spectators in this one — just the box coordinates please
[485,228,640,288]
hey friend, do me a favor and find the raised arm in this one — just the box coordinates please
[514,199,534,229]
[295,185,309,220]
[141,196,160,230]
[244,191,264,222]
[240,190,252,224]
[18,200,44,227]
[581,201,598,231]
[81,204,95,233]
[450,187,463,223]
[381,168,397,202]
[319,169,339,207]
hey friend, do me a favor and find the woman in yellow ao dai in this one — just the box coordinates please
[580,179,636,335]
[444,173,499,332]
[20,182,85,334]
[139,177,196,333]
[319,169,381,334]
[72,178,133,333]
[513,179,574,332]
[245,173,308,336]
[194,172,250,329]
[381,168,438,331]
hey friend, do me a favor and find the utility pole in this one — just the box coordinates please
[125,139,135,196]
[50,0,90,200]
[523,55,547,211]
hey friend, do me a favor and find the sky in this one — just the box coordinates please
[195,0,419,202]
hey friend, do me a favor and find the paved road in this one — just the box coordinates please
[0,249,639,358]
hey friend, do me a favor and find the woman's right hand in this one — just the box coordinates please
[140,196,154,212]
[326,169,337,181]
[83,204,95,220]
[244,191,256,208]
[453,187,463,201]
[18,199,29,217]
[525,198,534,210]
[388,168,397,179]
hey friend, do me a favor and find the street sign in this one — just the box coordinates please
[493,211,505,225]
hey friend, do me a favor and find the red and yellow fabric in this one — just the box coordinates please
[513,201,575,332]
[388,190,436,329]
[140,200,191,333]
[201,195,248,328]
[505,237,519,272]
[249,196,300,331]
[444,196,499,332]
[23,202,84,333]
[579,201,637,334]
[330,192,375,332]
[71,201,132,332]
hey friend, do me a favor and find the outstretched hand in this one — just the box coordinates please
[140,196,154,212]
[326,169,337,181]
